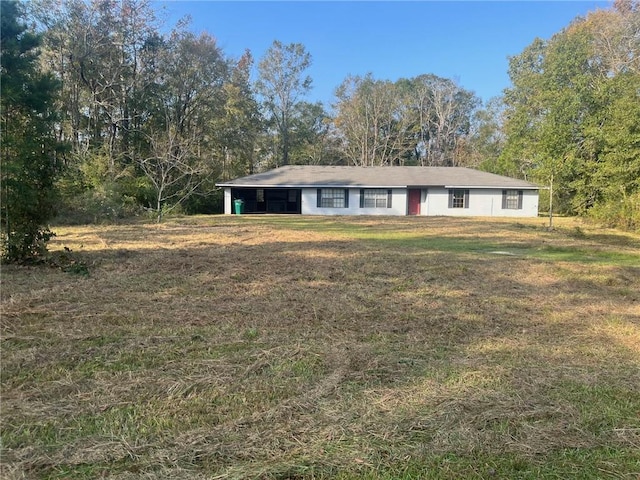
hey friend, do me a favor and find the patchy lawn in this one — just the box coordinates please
[2,215,639,479]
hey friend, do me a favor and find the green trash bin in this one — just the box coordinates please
[233,199,244,215]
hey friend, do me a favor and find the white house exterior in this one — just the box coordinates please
[217,166,540,217]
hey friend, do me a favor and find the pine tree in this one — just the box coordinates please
[1,1,63,262]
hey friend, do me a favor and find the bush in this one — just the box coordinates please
[182,188,224,215]
[54,184,145,225]
[588,193,640,231]
[1,225,56,263]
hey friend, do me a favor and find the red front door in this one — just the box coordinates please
[408,189,421,215]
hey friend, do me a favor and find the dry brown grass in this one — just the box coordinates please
[1,215,639,479]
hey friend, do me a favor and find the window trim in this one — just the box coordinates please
[316,188,349,208]
[359,189,392,208]
[448,189,469,209]
[502,189,523,210]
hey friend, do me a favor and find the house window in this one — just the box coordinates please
[256,189,264,203]
[317,188,349,208]
[360,189,392,208]
[448,189,469,208]
[502,190,523,209]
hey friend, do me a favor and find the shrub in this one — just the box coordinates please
[55,184,145,225]
[588,193,640,232]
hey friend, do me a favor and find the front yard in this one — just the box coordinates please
[2,216,639,478]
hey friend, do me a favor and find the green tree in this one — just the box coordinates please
[34,1,234,220]
[500,1,640,228]
[256,40,312,166]
[214,50,263,180]
[137,29,229,221]
[468,97,506,170]
[587,71,640,228]
[32,0,162,221]
[288,101,342,165]
[1,1,63,261]
[502,30,597,215]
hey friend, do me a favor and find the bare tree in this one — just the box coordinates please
[410,74,479,166]
[333,74,416,166]
[139,126,209,222]
[34,0,159,172]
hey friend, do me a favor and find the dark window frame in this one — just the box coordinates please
[359,189,393,208]
[502,189,523,210]
[448,189,469,209]
[317,188,349,208]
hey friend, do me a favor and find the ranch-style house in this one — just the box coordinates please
[216,165,540,217]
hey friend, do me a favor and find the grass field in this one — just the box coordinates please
[2,215,639,479]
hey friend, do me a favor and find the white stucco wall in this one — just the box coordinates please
[421,187,538,217]
[301,188,408,215]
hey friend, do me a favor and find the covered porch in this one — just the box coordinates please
[226,188,301,214]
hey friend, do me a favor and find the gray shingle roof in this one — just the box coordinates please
[217,165,539,189]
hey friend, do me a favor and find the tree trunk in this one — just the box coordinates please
[549,174,554,230]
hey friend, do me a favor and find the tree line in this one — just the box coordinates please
[497,0,640,229]
[2,0,638,261]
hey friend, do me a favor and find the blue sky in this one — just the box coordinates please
[160,1,610,108]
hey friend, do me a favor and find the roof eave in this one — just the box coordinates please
[217,183,408,188]
[444,185,539,190]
